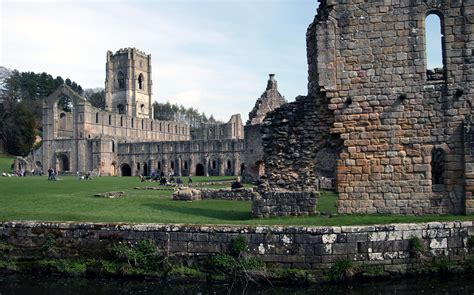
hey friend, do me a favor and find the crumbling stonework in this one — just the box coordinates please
[252,191,319,218]
[200,188,257,201]
[247,74,286,126]
[262,0,474,215]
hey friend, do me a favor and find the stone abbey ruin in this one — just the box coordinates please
[20,0,474,216]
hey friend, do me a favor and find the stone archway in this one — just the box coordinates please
[195,163,205,176]
[57,154,69,172]
[121,164,132,176]
[143,163,148,176]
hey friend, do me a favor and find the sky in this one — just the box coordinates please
[1,0,317,122]
[1,1,442,122]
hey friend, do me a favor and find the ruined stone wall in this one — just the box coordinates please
[263,1,474,214]
[261,94,339,191]
[252,191,319,218]
[191,114,244,141]
[117,139,244,176]
[1,221,472,271]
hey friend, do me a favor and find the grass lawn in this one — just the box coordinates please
[0,176,472,226]
[0,154,15,173]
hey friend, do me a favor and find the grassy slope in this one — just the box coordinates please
[0,176,472,226]
[0,154,14,173]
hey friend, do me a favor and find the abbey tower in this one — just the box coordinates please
[105,48,153,119]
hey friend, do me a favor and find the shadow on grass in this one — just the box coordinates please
[144,202,253,221]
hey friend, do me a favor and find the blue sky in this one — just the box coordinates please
[1,1,442,121]
[1,0,317,121]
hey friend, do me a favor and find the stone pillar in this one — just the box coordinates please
[219,156,225,176]
[204,156,209,177]
[177,157,182,176]
[233,155,240,176]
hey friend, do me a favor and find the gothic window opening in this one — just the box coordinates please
[112,141,115,153]
[140,104,145,113]
[138,74,144,90]
[425,13,445,81]
[227,160,231,170]
[175,125,178,134]
[118,72,125,89]
[120,116,123,127]
[117,104,125,115]
[151,121,153,131]
[171,161,175,170]
[432,148,445,185]
[184,161,188,170]
[131,118,134,128]
[137,162,140,171]
[141,120,144,129]
[212,160,217,170]
[95,112,99,123]
[108,115,112,125]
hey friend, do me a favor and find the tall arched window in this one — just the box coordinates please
[151,121,153,131]
[112,141,115,153]
[432,148,445,185]
[108,115,112,125]
[138,74,144,90]
[141,120,144,129]
[120,116,123,127]
[212,160,217,170]
[425,13,445,81]
[131,118,134,128]
[95,112,99,123]
[118,71,125,89]
[227,160,231,170]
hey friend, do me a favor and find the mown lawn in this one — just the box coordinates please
[0,154,14,173]
[0,176,472,226]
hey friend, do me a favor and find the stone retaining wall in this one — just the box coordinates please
[252,191,319,218]
[0,221,472,272]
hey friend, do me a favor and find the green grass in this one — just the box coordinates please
[0,176,472,226]
[0,154,15,173]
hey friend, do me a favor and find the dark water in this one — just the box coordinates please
[0,273,473,295]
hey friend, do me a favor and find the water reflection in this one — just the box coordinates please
[0,273,473,295]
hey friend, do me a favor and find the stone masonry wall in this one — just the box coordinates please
[252,191,319,218]
[0,221,472,272]
[262,1,474,215]
[200,188,257,201]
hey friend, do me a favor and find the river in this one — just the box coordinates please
[0,273,473,294]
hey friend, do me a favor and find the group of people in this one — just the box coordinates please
[139,169,193,187]
[47,167,57,181]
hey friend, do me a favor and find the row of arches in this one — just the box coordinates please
[119,162,246,177]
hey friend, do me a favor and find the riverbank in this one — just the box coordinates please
[0,220,473,285]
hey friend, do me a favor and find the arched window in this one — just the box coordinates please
[168,124,171,133]
[159,123,162,132]
[212,160,217,170]
[184,161,188,170]
[95,112,99,123]
[151,121,153,131]
[138,74,144,90]
[118,71,125,89]
[141,120,144,129]
[432,148,445,185]
[108,115,112,125]
[171,161,175,170]
[137,162,140,170]
[175,125,178,134]
[112,141,115,153]
[131,118,134,128]
[117,104,125,115]
[157,161,161,170]
[120,116,123,127]
[227,160,231,170]
[425,13,445,81]
[140,104,145,113]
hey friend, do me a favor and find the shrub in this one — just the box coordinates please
[328,259,354,282]
[230,236,248,257]
[109,239,161,271]
[409,236,424,254]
